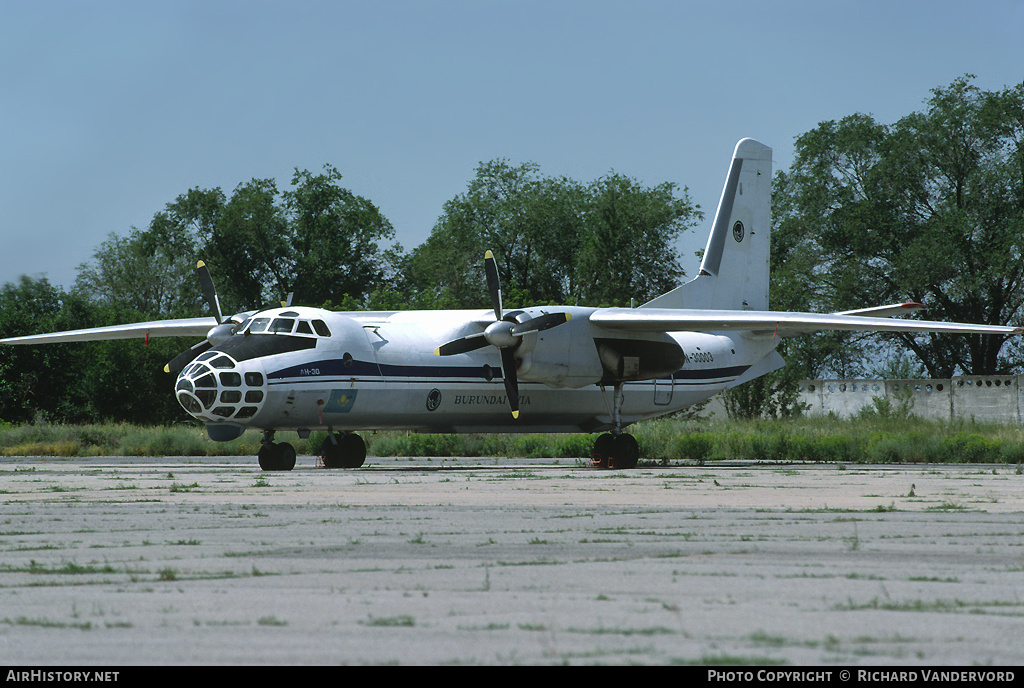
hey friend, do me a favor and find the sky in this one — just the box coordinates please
[3,0,1022,294]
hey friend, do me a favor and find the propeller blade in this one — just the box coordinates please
[500,347,519,419]
[196,260,223,325]
[484,250,502,321]
[164,340,212,374]
[510,312,572,337]
[166,262,225,373]
[435,333,489,356]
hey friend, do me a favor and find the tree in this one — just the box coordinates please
[285,165,396,307]
[405,160,585,308]
[579,173,696,306]
[0,277,75,421]
[74,227,202,317]
[773,75,1024,377]
[407,160,700,309]
[203,179,291,311]
[84,166,400,316]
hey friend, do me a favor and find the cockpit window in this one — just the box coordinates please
[270,318,295,333]
[240,315,329,337]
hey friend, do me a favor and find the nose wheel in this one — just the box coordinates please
[258,431,296,471]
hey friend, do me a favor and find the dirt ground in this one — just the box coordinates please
[1,454,1022,665]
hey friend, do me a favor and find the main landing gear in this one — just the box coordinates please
[258,430,296,471]
[591,432,639,469]
[590,383,640,469]
[319,432,366,469]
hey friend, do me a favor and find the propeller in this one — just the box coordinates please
[164,261,240,374]
[435,250,572,418]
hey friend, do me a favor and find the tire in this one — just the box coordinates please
[591,433,614,468]
[340,433,366,468]
[278,442,296,471]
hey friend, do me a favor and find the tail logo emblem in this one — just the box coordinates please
[732,221,745,243]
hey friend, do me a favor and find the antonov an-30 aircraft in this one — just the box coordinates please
[3,139,1020,470]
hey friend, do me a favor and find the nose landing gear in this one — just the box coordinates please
[258,430,296,471]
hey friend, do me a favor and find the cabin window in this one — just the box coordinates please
[247,318,270,333]
[313,320,331,337]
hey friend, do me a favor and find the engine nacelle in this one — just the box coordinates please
[594,336,686,383]
[513,309,605,389]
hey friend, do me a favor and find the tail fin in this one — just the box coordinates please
[643,138,772,310]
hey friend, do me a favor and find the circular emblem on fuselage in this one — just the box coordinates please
[426,388,442,412]
[732,221,745,242]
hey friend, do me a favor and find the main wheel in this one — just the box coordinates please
[590,433,615,469]
[321,433,366,468]
[607,433,639,470]
[339,433,366,468]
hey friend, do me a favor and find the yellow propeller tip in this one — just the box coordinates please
[196,260,206,268]
[433,348,441,356]
[484,250,494,259]
[163,365,171,373]
[511,410,519,419]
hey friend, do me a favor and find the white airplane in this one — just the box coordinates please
[3,139,1019,470]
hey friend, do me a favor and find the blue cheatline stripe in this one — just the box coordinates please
[267,357,750,387]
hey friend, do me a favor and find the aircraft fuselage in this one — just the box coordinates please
[174,305,774,440]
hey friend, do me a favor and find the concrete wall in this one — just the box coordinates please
[796,375,1022,423]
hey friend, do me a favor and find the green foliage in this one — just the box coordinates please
[285,165,397,308]
[405,159,700,309]
[721,341,809,421]
[4,415,1024,466]
[773,75,1024,378]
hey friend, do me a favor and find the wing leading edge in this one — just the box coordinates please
[589,307,1023,337]
[0,317,217,345]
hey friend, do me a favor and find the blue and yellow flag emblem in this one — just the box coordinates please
[325,389,357,413]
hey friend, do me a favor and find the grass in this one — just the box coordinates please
[3,414,1024,464]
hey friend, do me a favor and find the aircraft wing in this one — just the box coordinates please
[589,308,1022,337]
[0,317,218,345]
